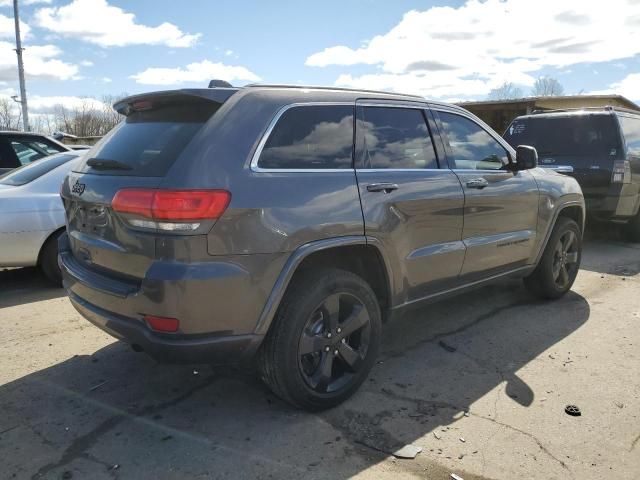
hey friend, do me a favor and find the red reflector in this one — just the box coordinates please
[112,189,231,221]
[144,315,179,333]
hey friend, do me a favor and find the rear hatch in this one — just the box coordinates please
[503,113,621,196]
[61,91,231,281]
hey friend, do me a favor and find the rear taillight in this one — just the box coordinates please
[112,189,230,231]
[612,160,631,184]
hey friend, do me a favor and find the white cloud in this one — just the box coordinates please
[225,49,233,56]
[29,94,104,113]
[0,13,30,39]
[0,41,79,81]
[131,60,260,86]
[306,0,640,99]
[80,59,93,67]
[35,0,200,48]
[0,88,104,115]
[101,76,111,83]
[591,73,640,102]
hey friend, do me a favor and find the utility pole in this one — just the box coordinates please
[13,0,29,131]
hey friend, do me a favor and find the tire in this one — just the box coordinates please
[39,230,63,286]
[258,268,381,411]
[624,212,640,242]
[524,217,582,300]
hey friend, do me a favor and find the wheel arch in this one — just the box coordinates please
[534,200,585,266]
[36,226,65,266]
[254,236,393,336]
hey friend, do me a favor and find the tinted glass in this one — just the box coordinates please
[359,107,438,169]
[77,100,220,176]
[618,115,640,158]
[0,153,76,186]
[439,112,508,170]
[503,114,619,157]
[10,139,64,165]
[258,105,353,169]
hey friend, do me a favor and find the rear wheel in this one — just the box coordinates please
[39,230,63,286]
[259,268,381,411]
[524,217,581,299]
[625,212,640,242]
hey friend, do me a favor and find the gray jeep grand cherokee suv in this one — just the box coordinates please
[60,84,584,410]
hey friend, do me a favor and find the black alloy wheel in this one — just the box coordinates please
[298,292,371,394]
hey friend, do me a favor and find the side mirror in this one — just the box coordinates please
[514,145,538,171]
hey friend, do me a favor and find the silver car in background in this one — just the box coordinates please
[0,151,82,284]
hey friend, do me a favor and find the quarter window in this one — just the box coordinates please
[358,107,438,169]
[438,112,509,170]
[619,115,640,158]
[257,105,354,169]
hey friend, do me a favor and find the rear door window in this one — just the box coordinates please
[257,105,354,169]
[77,99,220,176]
[618,115,640,158]
[357,106,438,169]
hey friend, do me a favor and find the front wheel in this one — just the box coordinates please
[258,268,381,411]
[524,217,582,299]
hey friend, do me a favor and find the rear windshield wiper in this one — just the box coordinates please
[86,158,133,171]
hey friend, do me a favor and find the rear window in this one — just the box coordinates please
[257,105,354,169]
[0,153,77,186]
[504,114,619,157]
[77,99,220,176]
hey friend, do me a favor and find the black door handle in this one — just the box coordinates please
[465,178,489,189]
[366,183,399,193]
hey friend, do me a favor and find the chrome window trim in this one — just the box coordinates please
[355,101,430,109]
[355,168,443,173]
[250,102,355,173]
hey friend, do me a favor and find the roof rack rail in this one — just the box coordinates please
[531,105,640,115]
[243,83,424,100]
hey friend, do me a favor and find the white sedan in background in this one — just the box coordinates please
[0,151,83,284]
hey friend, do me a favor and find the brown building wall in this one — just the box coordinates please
[458,96,640,134]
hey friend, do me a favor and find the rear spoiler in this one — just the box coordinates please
[113,88,239,115]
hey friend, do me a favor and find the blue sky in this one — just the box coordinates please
[0,0,639,115]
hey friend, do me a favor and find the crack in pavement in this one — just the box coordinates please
[30,373,219,479]
[631,432,640,452]
[28,373,310,479]
[375,387,573,477]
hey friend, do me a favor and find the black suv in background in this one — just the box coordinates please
[60,84,584,410]
[504,107,640,240]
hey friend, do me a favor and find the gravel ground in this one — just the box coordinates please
[0,229,638,480]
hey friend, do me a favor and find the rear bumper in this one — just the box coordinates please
[68,291,262,364]
[58,233,286,364]
[584,183,639,221]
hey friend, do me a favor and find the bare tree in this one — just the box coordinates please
[0,98,22,130]
[52,96,124,137]
[488,82,523,100]
[531,77,565,97]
